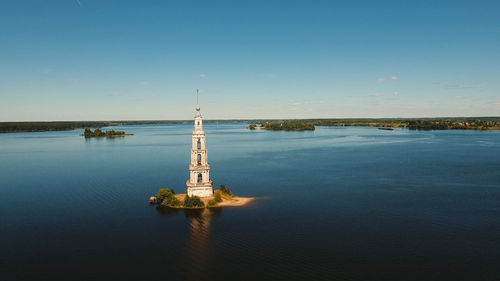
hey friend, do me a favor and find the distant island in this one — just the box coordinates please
[82,128,133,138]
[151,184,253,209]
[249,121,315,131]
[1,117,499,133]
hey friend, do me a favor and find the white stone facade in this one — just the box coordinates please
[186,105,213,198]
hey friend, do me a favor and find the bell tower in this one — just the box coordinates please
[186,89,213,197]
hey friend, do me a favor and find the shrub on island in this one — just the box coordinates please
[156,188,175,202]
[156,188,181,207]
[161,194,181,207]
[207,199,217,207]
[220,184,233,197]
[183,195,204,208]
[207,191,224,207]
[214,190,222,203]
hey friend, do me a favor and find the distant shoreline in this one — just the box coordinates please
[1,117,500,133]
[247,119,500,131]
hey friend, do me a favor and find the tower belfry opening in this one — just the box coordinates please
[186,89,213,197]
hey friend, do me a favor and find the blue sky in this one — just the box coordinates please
[1,0,499,121]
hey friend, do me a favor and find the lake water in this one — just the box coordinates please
[1,124,499,281]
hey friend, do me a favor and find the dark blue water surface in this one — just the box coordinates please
[1,124,499,281]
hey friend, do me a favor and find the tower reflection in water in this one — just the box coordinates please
[156,207,222,280]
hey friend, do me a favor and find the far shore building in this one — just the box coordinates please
[186,98,213,197]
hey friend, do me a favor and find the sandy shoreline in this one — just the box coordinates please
[216,196,254,207]
[161,194,255,209]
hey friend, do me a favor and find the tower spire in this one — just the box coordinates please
[196,89,200,111]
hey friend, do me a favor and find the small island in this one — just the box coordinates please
[82,128,133,138]
[151,184,254,209]
[249,121,315,131]
[151,101,254,210]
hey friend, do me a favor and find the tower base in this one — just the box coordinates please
[186,181,213,198]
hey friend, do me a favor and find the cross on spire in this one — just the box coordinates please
[196,89,200,111]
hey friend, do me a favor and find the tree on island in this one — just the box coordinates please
[156,188,175,201]
[220,184,233,196]
[83,128,128,138]
[183,195,204,208]
[156,188,181,207]
[214,191,222,202]
[208,190,223,207]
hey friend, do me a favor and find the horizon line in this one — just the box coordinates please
[1,116,500,123]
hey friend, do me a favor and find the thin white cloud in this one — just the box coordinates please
[370,93,383,97]
[198,89,206,94]
[455,95,471,99]
[108,93,122,97]
[393,91,401,96]
[319,100,326,104]
[199,74,206,78]
[494,101,500,105]
[445,83,482,89]
[377,76,399,84]
[140,81,149,86]
[75,0,82,7]
[267,74,276,78]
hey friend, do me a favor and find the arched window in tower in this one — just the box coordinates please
[197,154,201,164]
[197,121,200,125]
[198,173,202,183]
[197,138,201,149]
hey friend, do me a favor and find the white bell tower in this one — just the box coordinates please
[186,89,213,197]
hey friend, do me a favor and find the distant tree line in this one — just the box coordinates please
[0,121,110,133]
[2,118,499,133]
[247,118,500,131]
[406,119,499,130]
